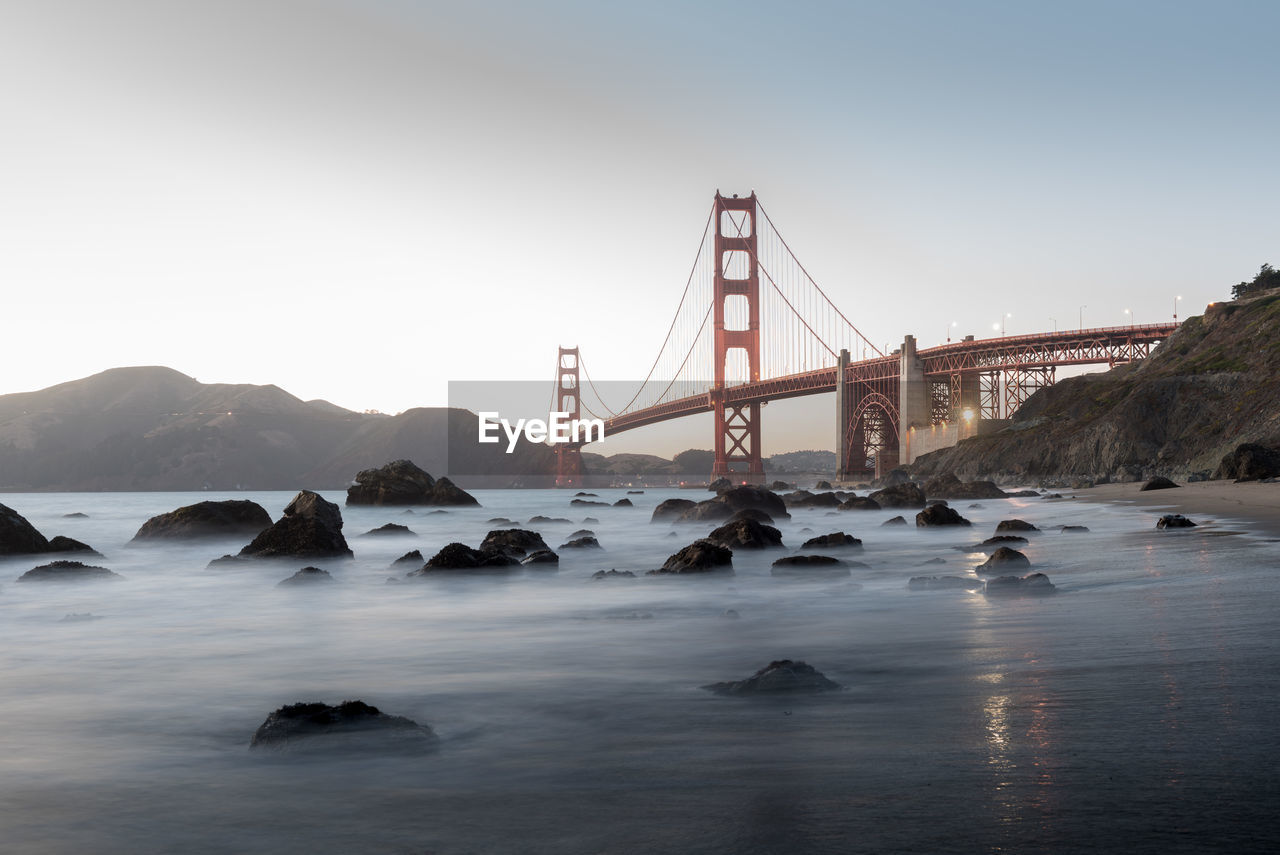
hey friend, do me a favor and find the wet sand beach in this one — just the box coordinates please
[1070,480,1280,537]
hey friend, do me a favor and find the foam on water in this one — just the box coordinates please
[1,488,1277,854]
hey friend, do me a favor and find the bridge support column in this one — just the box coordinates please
[896,335,930,469]
[710,192,764,484]
[835,349,853,480]
[554,346,584,488]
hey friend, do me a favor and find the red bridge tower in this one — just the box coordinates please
[554,346,584,487]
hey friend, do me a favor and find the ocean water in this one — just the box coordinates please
[0,488,1277,854]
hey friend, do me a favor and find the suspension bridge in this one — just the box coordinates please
[552,192,1178,486]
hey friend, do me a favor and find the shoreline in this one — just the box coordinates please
[1063,480,1280,538]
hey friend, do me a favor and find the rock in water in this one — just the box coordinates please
[868,482,926,508]
[838,496,880,511]
[725,508,776,525]
[592,569,636,580]
[708,477,733,492]
[238,491,353,559]
[389,550,424,569]
[983,572,1057,597]
[994,519,1039,534]
[345,459,479,506]
[922,473,1008,500]
[770,555,851,578]
[18,560,123,582]
[479,529,549,558]
[0,503,51,555]
[363,523,416,537]
[976,547,1032,574]
[249,700,438,754]
[1156,514,1198,529]
[277,566,336,586]
[916,505,971,527]
[520,549,559,566]
[130,500,272,542]
[1140,476,1180,491]
[558,536,601,549]
[800,532,862,550]
[647,539,733,575]
[702,660,841,695]
[650,498,696,523]
[677,485,790,523]
[45,536,104,557]
[410,542,520,574]
[881,516,908,526]
[705,518,784,550]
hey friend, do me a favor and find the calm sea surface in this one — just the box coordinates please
[1,488,1277,854]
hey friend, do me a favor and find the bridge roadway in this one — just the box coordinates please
[595,322,1179,475]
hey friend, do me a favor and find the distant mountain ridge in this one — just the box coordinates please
[0,367,553,491]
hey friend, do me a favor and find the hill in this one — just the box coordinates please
[0,367,554,491]
[909,292,1280,483]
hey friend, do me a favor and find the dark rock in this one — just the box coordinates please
[882,515,908,526]
[62,512,89,519]
[390,550,424,569]
[613,498,633,508]
[591,569,635,580]
[1042,493,1063,499]
[650,498,696,522]
[410,542,520,574]
[45,536,104,557]
[1061,525,1090,533]
[916,505,971,527]
[1006,490,1040,498]
[917,557,947,566]
[345,460,479,506]
[768,480,793,491]
[583,517,600,524]
[984,572,1057,597]
[922,473,1008,500]
[568,529,595,538]
[571,499,609,507]
[528,516,572,524]
[783,490,841,509]
[239,491,352,560]
[677,485,790,523]
[1214,443,1280,482]
[995,519,1039,533]
[559,536,601,549]
[725,508,776,525]
[838,496,880,511]
[705,519,784,550]
[249,700,438,754]
[976,547,1031,574]
[770,555,851,578]
[487,517,517,526]
[869,482,926,508]
[702,660,841,695]
[207,554,251,569]
[968,503,985,509]
[908,575,984,591]
[627,490,644,494]
[926,499,949,507]
[983,535,1029,547]
[647,539,733,575]
[479,529,549,558]
[521,549,559,566]
[708,477,733,492]
[131,500,272,542]
[814,480,834,490]
[0,502,51,555]
[1140,476,1180,492]
[277,566,336,586]
[801,532,863,550]
[1157,514,1197,529]
[363,523,415,537]
[574,492,598,497]
[18,560,122,582]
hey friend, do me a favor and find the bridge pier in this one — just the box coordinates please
[554,346,584,487]
[896,335,931,470]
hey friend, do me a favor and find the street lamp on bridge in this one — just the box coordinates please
[1124,308,1132,327]
[1050,317,1057,332]
[1174,295,1182,321]
[946,320,957,343]
[1079,305,1086,329]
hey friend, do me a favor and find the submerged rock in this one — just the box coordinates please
[18,560,122,582]
[705,518,784,550]
[558,536,601,549]
[1157,514,1198,529]
[994,519,1039,533]
[651,498,696,523]
[528,516,572,524]
[249,700,438,754]
[838,496,880,511]
[976,547,1031,574]
[1061,525,1090,533]
[131,500,272,542]
[239,491,352,560]
[800,532,862,550]
[984,572,1057,597]
[277,566,336,586]
[868,482,926,508]
[922,473,1008,500]
[725,508,776,526]
[346,459,479,506]
[521,549,559,566]
[411,542,520,574]
[363,523,415,537]
[207,554,251,570]
[479,529,549,558]
[881,516,908,526]
[570,499,609,507]
[45,536,104,557]
[591,569,635,580]
[676,486,790,523]
[770,555,851,578]
[783,490,841,509]
[647,539,733,575]
[389,550,424,569]
[613,498,633,508]
[916,505,971,527]
[702,660,841,695]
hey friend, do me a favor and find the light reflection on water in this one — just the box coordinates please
[1,488,1278,854]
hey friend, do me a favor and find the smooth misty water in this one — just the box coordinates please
[1,488,1278,854]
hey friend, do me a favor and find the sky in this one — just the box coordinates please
[2,0,1277,456]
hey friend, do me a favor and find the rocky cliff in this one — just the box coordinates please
[909,292,1280,483]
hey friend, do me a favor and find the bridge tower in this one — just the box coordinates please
[554,346,584,488]
[710,192,765,484]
